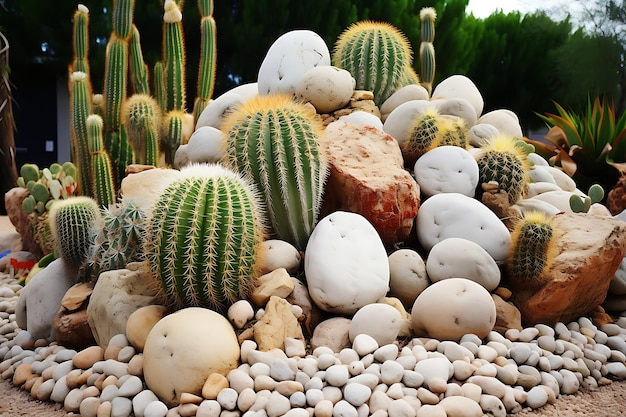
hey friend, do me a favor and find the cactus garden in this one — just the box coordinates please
[2,1,626,417]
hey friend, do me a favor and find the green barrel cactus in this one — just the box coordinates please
[222,94,328,250]
[332,21,413,106]
[475,134,530,205]
[49,196,102,272]
[144,163,266,312]
[507,211,557,282]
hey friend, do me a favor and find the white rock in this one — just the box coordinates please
[143,308,240,407]
[479,395,506,417]
[295,65,355,113]
[431,97,478,128]
[416,192,511,263]
[526,386,548,409]
[432,74,484,118]
[540,166,577,191]
[468,123,499,147]
[530,190,583,213]
[343,382,372,406]
[528,165,557,184]
[383,100,432,147]
[333,399,359,417]
[195,83,259,130]
[133,390,160,417]
[413,357,453,385]
[388,398,417,417]
[326,364,350,387]
[439,395,483,417]
[414,146,479,198]
[415,404,446,417]
[217,387,239,411]
[174,126,224,168]
[118,375,143,397]
[349,303,402,346]
[387,249,429,308]
[352,334,379,357]
[227,300,255,329]
[197,399,221,417]
[467,375,507,398]
[478,109,523,138]
[258,239,301,275]
[513,198,561,218]
[339,111,384,131]
[559,369,580,394]
[143,400,169,417]
[426,238,500,291]
[258,30,330,96]
[411,278,496,341]
[111,397,133,417]
[380,84,430,121]
[380,360,405,385]
[526,181,563,198]
[305,211,389,314]
[267,391,292,417]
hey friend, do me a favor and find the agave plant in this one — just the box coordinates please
[527,96,626,194]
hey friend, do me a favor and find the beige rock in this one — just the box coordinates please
[126,305,167,352]
[319,120,420,245]
[53,308,95,349]
[250,268,295,307]
[257,239,302,275]
[286,277,323,336]
[73,345,105,369]
[492,294,522,334]
[87,262,160,348]
[509,213,626,325]
[310,317,351,353]
[202,373,229,400]
[253,296,304,351]
[120,168,182,214]
[60,282,93,312]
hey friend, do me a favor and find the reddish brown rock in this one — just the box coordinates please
[492,294,522,334]
[509,212,626,326]
[4,187,42,256]
[53,282,95,348]
[319,121,420,245]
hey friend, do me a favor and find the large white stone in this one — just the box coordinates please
[414,146,479,197]
[339,111,384,131]
[295,66,355,113]
[426,238,501,291]
[174,126,224,168]
[143,307,240,407]
[411,278,496,341]
[387,249,429,307]
[431,74,484,118]
[348,303,402,346]
[195,83,259,130]
[380,84,429,121]
[257,30,330,96]
[468,123,499,147]
[478,109,523,138]
[416,193,512,263]
[305,211,389,314]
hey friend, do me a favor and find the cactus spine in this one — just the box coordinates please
[144,164,265,311]
[69,71,93,196]
[507,211,557,282]
[49,196,102,272]
[193,0,216,124]
[222,95,328,250]
[163,0,186,112]
[333,21,413,106]
[475,135,530,205]
[123,94,161,166]
[87,115,116,208]
[419,7,436,94]
[71,5,90,75]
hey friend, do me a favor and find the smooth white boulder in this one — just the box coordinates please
[411,278,496,341]
[257,239,301,275]
[348,303,402,346]
[512,198,561,218]
[416,193,512,263]
[528,165,557,184]
[143,308,240,407]
[387,249,429,307]
[383,100,432,147]
[258,30,330,96]
[529,190,585,213]
[413,357,454,385]
[295,65,355,113]
[305,211,389,314]
[468,123,499,147]
[174,126,224,168]
[426,238,501,291]
[339,111,384,130]
[195,83,259,130]
[431,74,484,118]
[430,97,478,128]
[380,84,429,121]
[539,166,577,191]
[478,109,523,138]
[414,146,479,197]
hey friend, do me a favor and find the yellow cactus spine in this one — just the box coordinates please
[87,115,116,208]
[507,211,557,282]
[123,94,162,166]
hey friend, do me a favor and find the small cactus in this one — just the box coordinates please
[507,211,557,282]
[123,94,162,166]
[144,163,266,312]
[569,184,605,213]
[87,115,116,208]
[419,7,436,94]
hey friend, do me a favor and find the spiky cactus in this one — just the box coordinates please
[144,163,266,311]
[71,4,90,76]
[333,21,413,106]
[475,135,530,205]
[69,71,93,196]
[163,0,186,112]
[129,25,150,96]
[193,0,217,124]
[86,115,116,208]
[123,94,161,166]
[419,7,436,94]
[221,94,328,250]
[507,211,557,282]
[49,196,102,272]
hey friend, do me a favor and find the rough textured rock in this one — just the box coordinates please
[4,187,44,256]
[608,174,626,215]
[87,262,160,348]
[319,120,420,245]
[492,294,522,334]
[509,212,626,325]
[53,282,95,348]
[253,296,304,351]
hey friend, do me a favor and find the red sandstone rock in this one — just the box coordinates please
[319,121,420,245]
[509,212,626,326]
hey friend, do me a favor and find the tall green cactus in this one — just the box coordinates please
[144,163,266,311]
[333,21,413,106]
[71,4,90,75]
[222,94,328,250]
[123,94,161,166]
[129,25,150,96]
[69,71,93,196]
[193,0,216,124]
[507,211,557,282]
[86,115,116,208]
[163,0,186,112]
[49,196,102,272]
[475,135,530,205]
[419,7,436,94]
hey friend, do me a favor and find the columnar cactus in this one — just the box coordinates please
[163,110,186,165]
[129,25,150,96]
[419,7,436,94]
[49,196,102,272]
[163,0,186,112]
[222,94,328,250]
[332,21,413,106]
[475,135,531,205]
[144,163,266,311]
[193,0,217,124]
[507,211,557,282]
[86,115,116,208]
[123,94,161,166]
[69,71,93,196]
[71,4,90,76]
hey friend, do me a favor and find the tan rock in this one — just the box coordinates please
[53,308,96,349]
[202,373,229,399]
[61,282,93,312]
[126,305,167,352]
[310,317,351,353]
[253,296,304,351]
[492,294,522,334]
[120,168,182,214]
[250,268,295,307]
[12,363,33,386]
[319,120,420,245]
[509,213,626,325]
[73,345,105,369]
[286,277,323,337]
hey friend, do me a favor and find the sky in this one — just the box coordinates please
[465,0,575,19]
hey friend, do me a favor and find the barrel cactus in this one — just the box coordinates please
[144,163,266,312]
[507,211,557,282]
[332,21,413,106]
[221,94,328,250]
